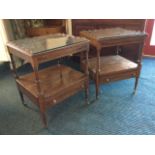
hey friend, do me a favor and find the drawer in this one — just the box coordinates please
[99,70,138,84]
[45,79,87,106]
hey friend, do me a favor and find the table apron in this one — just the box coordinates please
[98,37,145,48]
[33,44,89,64]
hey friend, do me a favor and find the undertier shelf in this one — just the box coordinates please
[82,55,138,75]
[16,65,86,104]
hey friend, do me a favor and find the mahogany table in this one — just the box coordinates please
[7,33,89,127]
[80,27,147,99]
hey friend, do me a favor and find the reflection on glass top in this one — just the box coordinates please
[81,27,146,40]
[7,33,88,55]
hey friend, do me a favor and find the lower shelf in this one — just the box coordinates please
[82,55,139,83]
[17,65,87,106]
[87,55,137,74]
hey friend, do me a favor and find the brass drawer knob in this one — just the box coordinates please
[53,99,57,104]
[106,78,110,82]
[69,54,73,56]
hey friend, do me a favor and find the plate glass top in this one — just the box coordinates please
[7,33,87,55]
[80,27,146,40]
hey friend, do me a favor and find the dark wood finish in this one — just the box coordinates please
[16,65,87,105]
[80,27,147,99]
[82,55,138,81]
[44,19,65,26]
[7,34,89,127]
[72,19,146,61]
[26,26,66,37]
[25,19,66,37]
[72,19,146,36]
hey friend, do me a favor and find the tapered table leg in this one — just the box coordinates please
[134,42,144,94]
[84,49,89,104]
[17,86,26,106]
[95,78,99,99]
[8,51,27,106]
[32,62,48,128]
[95,47,101,99]
[134,76,139,94]
[39,100,47,128]
[84,78,89,104]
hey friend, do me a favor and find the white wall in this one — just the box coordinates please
[150,20,155,45]
[0,19,73,62]
[66,19,72,35]
[0,20,10,62]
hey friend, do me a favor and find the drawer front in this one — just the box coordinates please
[45,79,87,106]
[99,70,138,84]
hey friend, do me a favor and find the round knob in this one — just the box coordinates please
[106,78,110,82]
[53,99,57,104]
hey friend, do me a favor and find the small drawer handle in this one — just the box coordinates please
[53,99,57,104]
[106,78,110,82]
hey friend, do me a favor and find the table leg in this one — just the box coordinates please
[80,49,85,71]
[95,47,101,99]
[134,42,144,94]
[39,98,47,128]
[16,84,26,106]
[9,53,18,78]
[58,58,63,80]
[84,50,89,104]
[95,75,99,99]
[9,51,26,106]
[134,64,141,94]
[134,76,139,94]
[31,63,47,128]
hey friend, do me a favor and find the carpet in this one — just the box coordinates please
[0,58,155,135]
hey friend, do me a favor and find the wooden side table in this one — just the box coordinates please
[80,27,147,99]
[7,33,89,127]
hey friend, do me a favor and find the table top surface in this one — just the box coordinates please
[80,27,147,41]
[7,33,88,55]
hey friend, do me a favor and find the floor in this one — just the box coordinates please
[0,58,155,135]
